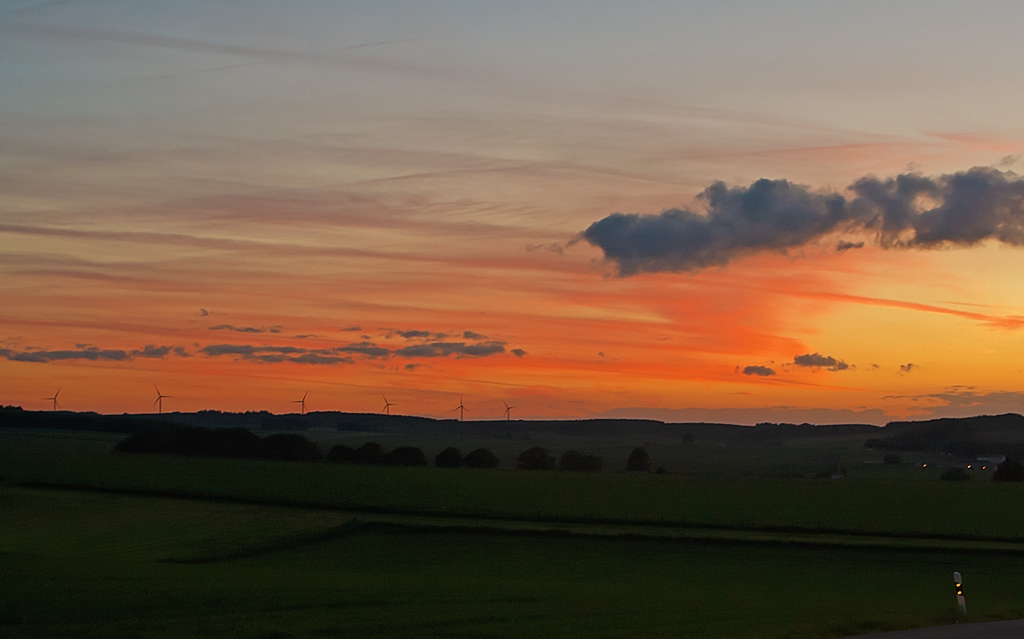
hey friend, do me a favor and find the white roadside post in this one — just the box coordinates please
[953,571,966,616]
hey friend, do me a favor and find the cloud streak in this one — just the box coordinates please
[209,324,282,334]
[581,167,1024,275]
[0,344,186,363]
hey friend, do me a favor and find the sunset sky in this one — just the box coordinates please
[4,1,1024,423]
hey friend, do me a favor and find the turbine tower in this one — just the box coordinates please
[454,395,467,421]
[503,400,515,421]
[381,394,394,415]
[292,391,308,415]
[153,386,171,414]
[43,388,60,411]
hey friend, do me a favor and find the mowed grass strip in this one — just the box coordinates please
[4,485,1024,639]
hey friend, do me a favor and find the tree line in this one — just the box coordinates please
[114,427,660,472]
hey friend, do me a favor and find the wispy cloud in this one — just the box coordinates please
[0,344,186,363]
[394,341,506,358]
[208,324,281,334]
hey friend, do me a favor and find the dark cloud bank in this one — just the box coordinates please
[581,167,1024,274]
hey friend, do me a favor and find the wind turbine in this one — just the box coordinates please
[503,400,515,421]
[454,395,467,421]
[381,394,394,415]
[153,386,171,414]
[292,391,308,415]
[43,388,60,411]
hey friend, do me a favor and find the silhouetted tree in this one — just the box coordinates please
[355,442,385,464]
[382,446,427,467]
[883,454,901,464]
[993,458,1024,482]
[435,447,464,468]
[464,448,500,469]
[114,426,262,459]
[516,446,555,470]
[326,444,358,463]
[260,433,322,462]
[626,447,651,472]
[559,450,604,472]
[940,467,971,481]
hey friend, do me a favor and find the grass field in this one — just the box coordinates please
[3,429,1022,542]
[4,428,1024,638]
[4,485,1024,639]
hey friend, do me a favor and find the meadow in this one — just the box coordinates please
[4,427,1024,638]
[5,484,1024,639]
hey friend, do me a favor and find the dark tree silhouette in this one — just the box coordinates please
[435,447,464,468]
[516,446,555,470]
[382,446,427,467]
[260,433,323,462]
[559,450,604,472]
[326,444,358,463]
[114,426,262,459]
[355,442,385,464]
[626,447,651,472]
[993,458,1024,482]
[463,448,499,469]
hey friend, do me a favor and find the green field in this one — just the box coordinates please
[2,429,1022,542]
[4,428,1024,638]
[4,485,1024,639]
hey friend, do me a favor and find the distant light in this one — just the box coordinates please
[967,465,972,469]
[922,463,927,467]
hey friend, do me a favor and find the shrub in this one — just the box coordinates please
[382,447,427,467]
[516,446,555,470]
[355,442,385,464]
[260,434,322,462]
[464,448,500,469]
[626,447,651,472]
[326,444,357,463]
[940,467,971,481]
[435,447,464,468]
[993,458,1024,482]
[883,454,902,464]
[559,450,604,472]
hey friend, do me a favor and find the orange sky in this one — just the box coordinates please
[4,2,1024,423]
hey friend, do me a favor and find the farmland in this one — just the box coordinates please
[4,421,1024,638]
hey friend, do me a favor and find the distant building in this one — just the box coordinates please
[978,455,1006,465]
